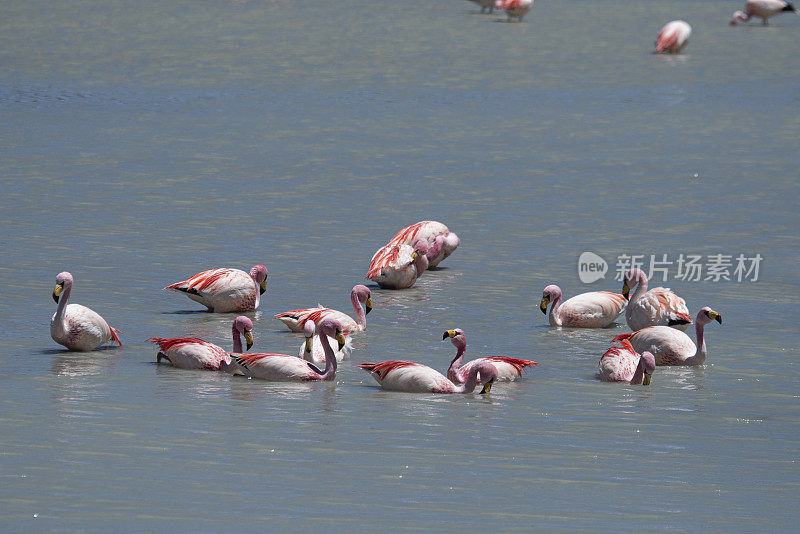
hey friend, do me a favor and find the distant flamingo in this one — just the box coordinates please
[274,285,372,333]
[148,316,253,371]
[444,329,537,384]
[366,239,429,289]
[232,317,346,381]
[598,340,656,385]
[50,271,122,351]
[467,0,495,13]
[299,319,353,364]
[386,221,460,269]
[613,307,722,366]
[358,359,497,394]
[540,285,627,328]
[622,268,691,331]
[731,0,797,25]
[655,20,692,54]
[495,0,533,21]
[164,265,268,312]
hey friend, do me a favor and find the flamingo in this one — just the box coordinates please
[466,0,495,13]
[366,239,429,289]
[231,317,346,381]
[299,319,353,364]
[386,221,460,269]
[495,0,533,21]
[50,271,122,351]
[148,316,253,371]
[274,285,372,333]
[655,20,692,54]
[443,329,537,384]
[613,307,722,366]
[731,0,797,25]
[622,268,691,331]
[540,285,628,328]
[164,265,268,313]
[358,359,497,394]
[598,340,656,385]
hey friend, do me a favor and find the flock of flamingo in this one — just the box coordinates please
[50,220,722,395]
[471,0,797,54]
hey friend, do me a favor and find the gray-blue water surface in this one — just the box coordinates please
[1,0,798,531]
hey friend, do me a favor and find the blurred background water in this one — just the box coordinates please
[1,0,798,530]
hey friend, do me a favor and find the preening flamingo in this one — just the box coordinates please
[731,0,797,25]
[655,20,692,54]
[231,317,346,381]
[299,319,353,364]
[164,265,268,313]
[467,0,495,13]
[622,268,691,331]
[358,359,497,394]
[386,221,460,269]
[495,0,533,21]
[274,285,372,333]
[444,329,537,384]
[50,271,122,351]
[366,239,429,289]
[148,316,253,371]
[598,340,656,385]
[613,307,722,366]
[540,285,627,328]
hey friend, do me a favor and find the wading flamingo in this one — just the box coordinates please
[731,0,797,25]
[358,359,497,394]
[598,340,656,385]
[540,285,627,328]
[613,307,722,366]
[444,329,537,384]
[496,0,533,21]
[299,319,353,363]
[50,271,122,351]
[274,285,372,333]
[148,316,253,371]
[164,265,268,312]
[655,20,692,53]
[387,221,460,269]
[366,239,429,289]
[622,268,691,331]
[231,317,346,381]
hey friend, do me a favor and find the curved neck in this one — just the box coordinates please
[232,326,243,353]
[549,293,563,325]
[687,322,707,365]
[317,334,338,380]
[413,253,429,275]
[459,366,482,393]
[630,358,645,385]
[447,343,468,383]
[630,271,648,304]
[54,284,72,326]
[351,292,366,329]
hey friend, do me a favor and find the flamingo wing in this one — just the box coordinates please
[148,337,230,370]
[233,352,320,381]
[366,244,414,279]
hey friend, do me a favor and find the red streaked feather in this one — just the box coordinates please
[234,352,292,367]
[147,337,213,350]
[480,356,538,374]
[357,360,422,380]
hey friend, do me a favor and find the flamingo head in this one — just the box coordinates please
[641,351,656,385]
[474,361,498,394]
[318,317,346,351]
[442,328,466,350]
[353,284,373,315]
[303,320,316,354]
[411,238,428,259]
[250,264,269,294]
[540,284,561,314]
[697,307,722,326]
[233,316,254,350]
[621,268,644,300]
[52,271,74,303]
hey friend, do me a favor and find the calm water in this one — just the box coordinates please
[1,0,798,530]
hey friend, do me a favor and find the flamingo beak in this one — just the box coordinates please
[304,335,313,353]
[442,329,456,340]
[539,297,549,314]
[259,278,268,295]
[52,283,63,303]
[335,332,346,351]
[411,251,419,260]
[244,331,254,351]
[622,283,630,300]
[709,311,722,324]
[480,379,494,395]
[365,297,373,315]
[643,372,652,386]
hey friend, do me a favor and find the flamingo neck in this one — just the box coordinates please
[690,321,707,365]
[459,365,482,393]
[54,284,72,327]
[318,333,338,380]
[549,293,563,326]
[232,325,243,353]
[352,292,366,329]
[630,270,648,304]
[413,252,429,276]
[447,342,468,383]
[630,357,645,385]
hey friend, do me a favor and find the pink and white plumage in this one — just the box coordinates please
[164,265,268,313]
[386,221,460,269]
[358,360,497,394]
[540,285,627,328]
[148,316,253,371]
[299,320,353,363]
[366,239,429,289]
[274,285,372,333]
[444,328,537,384]
[232,318,346,381]
[622,268,691,332]
[731,0,797,25]
[655,20,692,54]
[613,307,722,366]
[495,0,533,21]
[50,271,122,351]
[598,340,656,385]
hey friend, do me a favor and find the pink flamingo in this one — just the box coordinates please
[386,221,460,269]
[622,268,691,331]
[731,0,797,25]
[148,316,253,371]
[299,319,353,363]
[613,307,722,366]
[655,20,692,54]
[366,239,429,289]
[358,360,497,394]
[164,265,268,313]
[495,0,533,21]
[231,318,346,381]
[274,285,372,333]
[50,271,122,351]
[598,339,656,385]
[540,285,627,328]
[444,329,537,383]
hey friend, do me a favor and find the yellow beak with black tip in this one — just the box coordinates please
[622,283,630,300]
[335,332,346,351]
[540,296,549,314]
[443,329,457,340]
[708,310,723,324]
[365,297,373,315]
[304,335,313,353]
[52,283,63,303]
[411,250,419,260]
[643,372,652,386]
[244,331,254,351]
[480,380,494,394]
[259,278,268,295]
